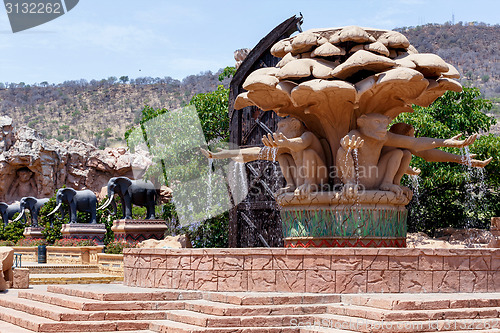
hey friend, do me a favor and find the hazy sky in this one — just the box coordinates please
[0,0,498,84]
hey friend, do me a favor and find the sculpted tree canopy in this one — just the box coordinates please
[236,26,463,164]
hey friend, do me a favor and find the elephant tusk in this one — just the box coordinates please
[12,210,25,222]
[47,203,62,216]
[97,197,113,211]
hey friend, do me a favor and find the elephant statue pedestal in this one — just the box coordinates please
[23,227,44,240]
[111,219,167,243]
[61,223,106,245]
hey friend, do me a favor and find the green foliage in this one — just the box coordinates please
[0,240,15,246]
[40,195,67,244]
[16,238,47,246]
[125,77,232,247]
[393,88,499,234]
[104,240,138,254]
[218,66,236,82]
[189,85,229,143]
[0,218,26,243]
[181,212,229,248]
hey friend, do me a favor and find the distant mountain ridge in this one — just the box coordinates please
[396,23,499,100]
[396,22,499,134]
[0,72,228,147]
[0,22,498,144]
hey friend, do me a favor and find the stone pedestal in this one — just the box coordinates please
[278,190,409,248]
[13,268,29,289]
[112,219,167,243]
[61,223,106,245]
[23,227,44,239]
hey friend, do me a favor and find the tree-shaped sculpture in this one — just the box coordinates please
[205,25,489,248]
[235,26,462,166]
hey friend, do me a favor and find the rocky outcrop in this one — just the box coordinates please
[0,247,14,291]
[0,117,152,203]
[137,235,192,249]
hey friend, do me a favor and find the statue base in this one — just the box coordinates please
[278,190,409,248]
[61,223,106,245]
[112,219,167,243]
[23,227,44,239]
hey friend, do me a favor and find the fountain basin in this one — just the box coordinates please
[278,191,410,248]
[124,247,500,293]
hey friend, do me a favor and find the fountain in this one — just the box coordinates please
[123,24,497,295]
[203,25,491,248]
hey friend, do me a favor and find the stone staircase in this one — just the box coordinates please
[20,263,123,285]
[1,284,500,332]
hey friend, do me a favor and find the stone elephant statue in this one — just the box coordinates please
[12,197,50,227]
[98,176,157,219]
[0,202,25,226]
[48,188,97,224]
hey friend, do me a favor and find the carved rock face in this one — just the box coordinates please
[0,247,13,291]
[0,123,152,203]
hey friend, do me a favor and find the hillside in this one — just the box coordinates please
[0,73,228,148]
[0,23,498,144]
[396,23,500,107]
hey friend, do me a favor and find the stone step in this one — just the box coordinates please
[19,290,186,311]
[327,303,500,321]
[166,309,316,328]
[47,284,202,301]
[0,304,152,332]
[312,313,500,333]
[30,273,123,285]
[300,329,500,333]
[0,320,38,333]
[203,291,340,306]
[341,294,500,310]
[0,294,169,322]
[150,320,302,333]
[184,299,329,316]
[22,263,100,275]
[46,284,339,305]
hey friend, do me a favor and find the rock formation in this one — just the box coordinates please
[0,117,152,203]
[137,234,192,249]
[0,247,14,291]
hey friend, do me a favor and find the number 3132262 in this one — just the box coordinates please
[5,2,62,14]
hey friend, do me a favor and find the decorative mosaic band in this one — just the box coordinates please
[281,207,407,240]
[284,237,406,248]
[62,234,105,244]
[114,232,164,243]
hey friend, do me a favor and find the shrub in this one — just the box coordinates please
[16,238,47,247]
[0,218,26,243]
[0,240,15,246]
[104,240,138,254]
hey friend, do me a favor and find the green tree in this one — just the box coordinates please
[124,68,234,247]
[393,87,499,234]
[189,85,229,143]
[119,76,129,84]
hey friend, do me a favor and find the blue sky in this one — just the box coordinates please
[0,0,498,84]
